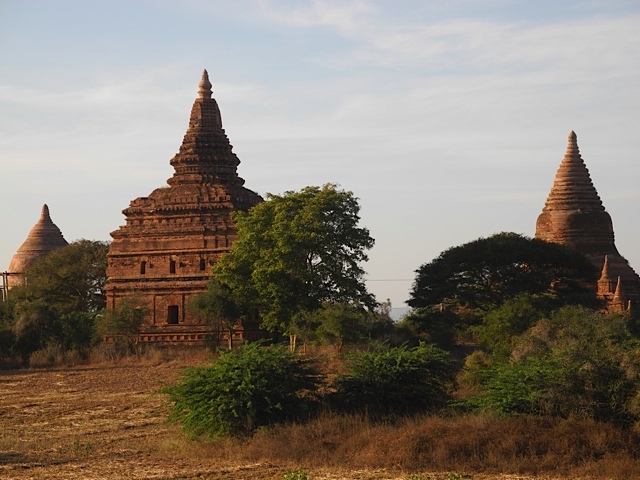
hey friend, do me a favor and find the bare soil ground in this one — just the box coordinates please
[0,359,589,479]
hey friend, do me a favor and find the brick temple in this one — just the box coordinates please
[105,70,263,344]
[535,131,640,311]
[5,204,68,290]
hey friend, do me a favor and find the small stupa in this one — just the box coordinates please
[535,131,640,310]
[7,204,68,287]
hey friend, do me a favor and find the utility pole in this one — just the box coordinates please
[1,271,9,301]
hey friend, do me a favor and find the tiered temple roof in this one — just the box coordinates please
[535,131,640,310]
[105,70,263,344]
[7,204,68,288]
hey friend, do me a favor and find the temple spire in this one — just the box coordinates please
[40,204,51,221]
[611,276,625,311]
[542,130,604,213]
[536,131,640,312]
[535,131,616,256]
[598,255,614,294]
[167,69,242,187]
[7,204,68,288]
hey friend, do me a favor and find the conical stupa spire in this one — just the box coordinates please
[41,204,51,220]
[7,204,68,287]
[541,131,604,213]
[535,131,617,256]
[614,276,622,296]
[167,69,243,187]
[598,255,614,294]
[607,276,628,312]
[536,131,640,312]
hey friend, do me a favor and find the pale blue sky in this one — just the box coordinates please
[1,0,639,307]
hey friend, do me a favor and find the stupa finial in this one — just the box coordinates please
[41,204,50,220]
[198,69,212,99]
[569,130,577,143]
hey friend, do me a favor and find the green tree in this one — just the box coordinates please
[12,239,109,314]
[313,302,370,354]
[11,298,60,363]
[407,233,599,341]
[330,343,456,416]
[213,184,376,344]
[473,294,547,359]
[0,298,17,364]
[189,279,246,350]
[5,240,110,361]
[95,297,148,358]
[399,307,459,348]
[161,342,320,438]
[409,233,598,312]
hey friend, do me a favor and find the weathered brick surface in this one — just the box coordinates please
[105,70,263,342]
[7,204,68,288]
[535,131,640,310]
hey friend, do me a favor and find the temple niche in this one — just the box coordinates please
[6,204,68,289]
[535,131,640,312]
[105,70,263,345]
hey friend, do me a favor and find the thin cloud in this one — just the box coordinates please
[259,0,373,34]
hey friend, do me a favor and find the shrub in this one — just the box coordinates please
[161,342,321,438]
[471,306,640,426]
[283,468,309,480]
[330,343,456,416]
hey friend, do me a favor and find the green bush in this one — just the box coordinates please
[283,468,309,480]
[470,356,563,416]
[471,306,640,426]
[330,343,456,416]
[161,342,320,438]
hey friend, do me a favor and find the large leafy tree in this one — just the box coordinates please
[6,240,110,361]
[12,239,110,314]
[213,184,376,338]
[408,232,598,312]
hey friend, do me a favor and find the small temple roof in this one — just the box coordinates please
[7,204,68,279]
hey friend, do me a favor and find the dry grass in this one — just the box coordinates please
[243,413,640,479]
[1,351,639,479]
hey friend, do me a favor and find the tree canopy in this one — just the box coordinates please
[408,232,599,312]
[12,239,110,313]
[189,279,245,349]
[3,239,110,363]
[212,184,376,335]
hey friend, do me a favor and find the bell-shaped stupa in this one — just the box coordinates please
[105,70,263,345]
[535,131,640,310]
[7,204,68,287]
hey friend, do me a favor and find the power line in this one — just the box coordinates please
[365,279,412,282]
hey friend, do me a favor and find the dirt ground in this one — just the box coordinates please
[0,360,559,480]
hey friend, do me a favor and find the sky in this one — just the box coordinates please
[1,0,639,309]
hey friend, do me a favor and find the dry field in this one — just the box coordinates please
[0,354,634,480]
